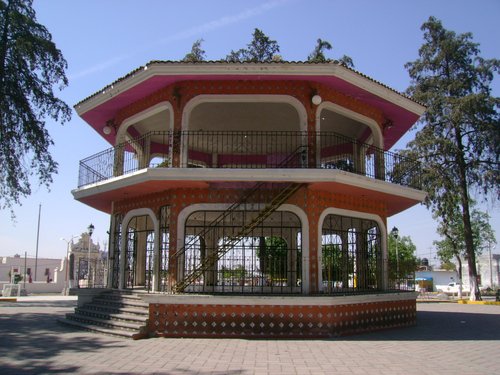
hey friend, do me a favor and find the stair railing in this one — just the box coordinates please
[170,145,307,292]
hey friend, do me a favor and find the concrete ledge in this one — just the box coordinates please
[71,288,111,307]
[143,292,419,306]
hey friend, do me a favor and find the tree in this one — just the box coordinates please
[225,28,280,63]
[258,236,287,280]
[388,232,417,284]
[435,205,496,299]
[338,55,354,68]
[404,17,500,300]
[0,0,71,213]
[182,39,206,62]
[307,38,354,67]
[307,38,332,63]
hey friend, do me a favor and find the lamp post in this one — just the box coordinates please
[391,226,400,281]
[60,235,78,295]
[87,223,94,288]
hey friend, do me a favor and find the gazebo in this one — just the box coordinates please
[70,61,426,338]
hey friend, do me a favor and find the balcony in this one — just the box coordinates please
[78,131,421,190]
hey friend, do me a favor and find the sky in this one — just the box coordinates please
[0,0,499,265]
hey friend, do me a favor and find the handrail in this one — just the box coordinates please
[172,146,308,292]
[170,145,307,262]
[77,130,422,190]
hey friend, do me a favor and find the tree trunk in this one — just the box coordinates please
[452,124,481,301]
[455,254,463,300]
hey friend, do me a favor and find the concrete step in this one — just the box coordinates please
[65,313,145,331]
[82,302,149,316]
[75,307,149,323]
[58,290,150,339]
[92,297,149,309]
[100,291,146,301]
[58,317,146,339]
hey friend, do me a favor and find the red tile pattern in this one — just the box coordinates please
[114,185,387,288]
[149,299,416,338]
[114,80,385,134]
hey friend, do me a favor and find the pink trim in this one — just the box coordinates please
[80,74,419,150]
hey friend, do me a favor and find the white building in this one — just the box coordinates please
[0,255,66,294]
[463,253,500,290]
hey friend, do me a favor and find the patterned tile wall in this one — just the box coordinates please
[149,299,416,338]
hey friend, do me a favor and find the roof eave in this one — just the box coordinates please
[74,62,426,117]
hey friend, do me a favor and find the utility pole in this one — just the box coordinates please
[34,203,41,281]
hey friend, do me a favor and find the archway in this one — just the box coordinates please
[120,209,159,290]
[181,95,307,168]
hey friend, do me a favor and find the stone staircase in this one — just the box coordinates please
[59,289,150,339]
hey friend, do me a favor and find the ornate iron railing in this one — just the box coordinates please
[78,130,422,190]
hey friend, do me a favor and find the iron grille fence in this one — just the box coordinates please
[76,257,107,288]
[78,130,422,190]
[182,209,303,294]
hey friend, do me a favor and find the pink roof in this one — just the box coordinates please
[76,62,425,150]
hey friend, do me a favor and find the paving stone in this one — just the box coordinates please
[0,298,499,374]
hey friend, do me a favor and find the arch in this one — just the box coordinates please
[182,94,308,132]
[116,101,174,145]
[119,208,160,290]
[315,101,383,149]
[181,95,308,168]
[177,203,310,294]
[317,207,387,291]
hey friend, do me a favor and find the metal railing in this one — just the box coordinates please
[78,130,422,190]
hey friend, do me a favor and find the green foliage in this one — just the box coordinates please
[307,38,354,67]
[322,243,353,282]
[439,260,457,271]
[307,38,332,63]
[220,264,246,280]
[0,0,71,212]
[388,233,417,280]
[257,236,287,278]
[225,28,280,63]
[404,16,500,299]
[182,39,206,62]
[338,55,354,68]
[435,204,496,263]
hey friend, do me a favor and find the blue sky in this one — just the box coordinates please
[0,0,498,263]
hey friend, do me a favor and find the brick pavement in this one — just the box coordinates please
[0,297,499,375]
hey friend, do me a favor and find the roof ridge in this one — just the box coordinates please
[74,61,423,109]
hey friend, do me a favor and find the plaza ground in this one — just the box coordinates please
[0,296,499,374]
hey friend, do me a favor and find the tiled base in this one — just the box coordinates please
[149,298,416,338]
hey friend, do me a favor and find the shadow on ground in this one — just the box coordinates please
[0,300,126,374]
[339,309,500,341]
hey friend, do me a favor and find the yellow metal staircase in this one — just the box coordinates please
[171,146,307,293]
[173,182,303,292]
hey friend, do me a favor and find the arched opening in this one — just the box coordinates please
[181,96,307,168]
[182,208,302,294]
[321,213,382,294]
[113,103,173,176]
[316,103,383,175]
[122,214,156,290]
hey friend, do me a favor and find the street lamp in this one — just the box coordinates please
[391,226,400,281]
[87,223,94,288]
[60,235,78,295]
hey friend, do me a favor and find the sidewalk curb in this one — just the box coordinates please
[457,299,500,305]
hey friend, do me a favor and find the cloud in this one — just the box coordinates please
[69,0,293,81]
[69,55,128,81]
[154,0,293,45]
